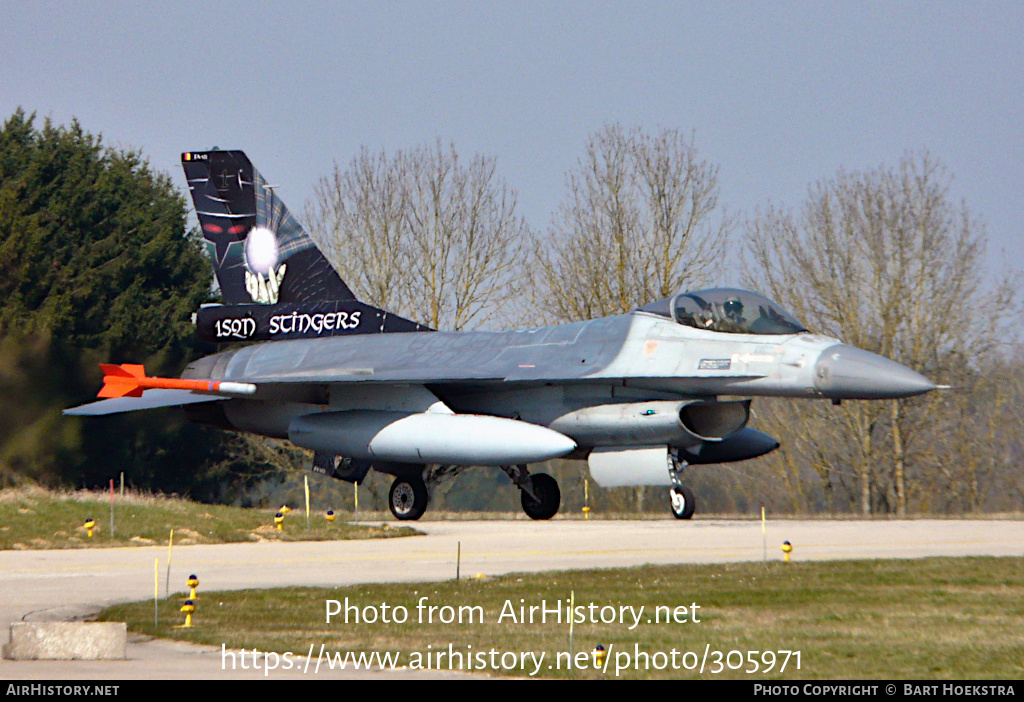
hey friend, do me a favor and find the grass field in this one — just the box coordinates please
[99,556,1024,679]
[0,487,418,549]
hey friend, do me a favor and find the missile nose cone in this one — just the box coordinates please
[813,344,937,400]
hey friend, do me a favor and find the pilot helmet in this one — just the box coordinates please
[724,297,743,318]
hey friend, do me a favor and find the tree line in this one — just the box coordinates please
[2,108,1020,513]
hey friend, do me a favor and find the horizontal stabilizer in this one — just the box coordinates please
[64,389,227,416]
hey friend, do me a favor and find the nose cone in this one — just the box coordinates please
[814,345,937,400]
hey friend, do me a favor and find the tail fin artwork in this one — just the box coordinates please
[183,150,429,341]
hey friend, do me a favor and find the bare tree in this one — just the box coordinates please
[306,147,409,314]
[307,141,529,331]
[533,124,731,324]
[744,152,1017,516]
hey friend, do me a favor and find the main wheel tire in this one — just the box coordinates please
[521,472,561,520]
[669,485,696,520]
[389,476,428,521]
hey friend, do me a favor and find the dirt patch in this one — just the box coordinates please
[172,528,206,543]
[249,525,290,542]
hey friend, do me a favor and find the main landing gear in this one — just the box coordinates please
[668,454,696,520]
[502,465,561,520]
[387,465,560,521]
[387,464,562,521]
[388,474,429,521]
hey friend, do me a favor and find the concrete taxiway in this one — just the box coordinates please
[1,518,1020,679]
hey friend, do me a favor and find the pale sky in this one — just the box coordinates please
[2,1,1021,282]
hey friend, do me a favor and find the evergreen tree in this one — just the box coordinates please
[0,109,238,497]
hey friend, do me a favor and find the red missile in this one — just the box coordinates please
[97,364,256,399]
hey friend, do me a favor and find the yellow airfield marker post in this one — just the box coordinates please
[305,475,311,531]
[165,529,174,597]
[109,479,115,540]
[154,557,159,629]
[761,507,766,561]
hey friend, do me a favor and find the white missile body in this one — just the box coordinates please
[289,411,577,466]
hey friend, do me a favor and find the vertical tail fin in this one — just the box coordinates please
[182,149,353,305]
[183,149,431,342]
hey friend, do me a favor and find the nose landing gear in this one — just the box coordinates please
[669,484,695,520]
[668,454,696,520]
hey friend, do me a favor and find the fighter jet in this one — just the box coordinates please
[65,150,938,521]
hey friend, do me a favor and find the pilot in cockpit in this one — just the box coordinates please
[718,296,747,333]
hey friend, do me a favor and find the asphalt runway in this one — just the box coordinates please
[1,518,1021,679]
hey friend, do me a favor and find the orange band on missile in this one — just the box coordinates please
[97,364,238,399]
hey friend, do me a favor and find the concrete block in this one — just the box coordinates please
[3,622,126,660]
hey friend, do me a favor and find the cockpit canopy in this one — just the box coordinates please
[637,288,808,335]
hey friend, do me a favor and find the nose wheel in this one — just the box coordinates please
[668,454,696,520]
[669,485,695,520]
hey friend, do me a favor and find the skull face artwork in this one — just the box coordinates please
[183,150,353,306]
